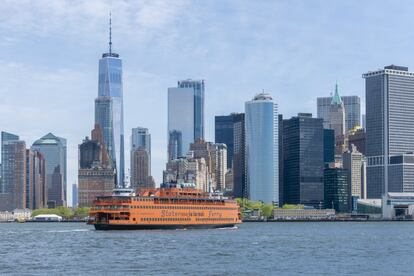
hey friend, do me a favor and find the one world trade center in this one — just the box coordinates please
[95,15,125,186]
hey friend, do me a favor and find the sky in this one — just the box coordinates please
[1,0,414,206]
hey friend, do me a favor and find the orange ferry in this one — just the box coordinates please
[88,183,242,230]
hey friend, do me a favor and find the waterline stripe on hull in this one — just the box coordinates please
[94,223,237,230]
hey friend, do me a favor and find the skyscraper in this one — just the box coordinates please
[78,131,115,207]
[72,183,78,207]
[168,130,183,160]
[168,79,205,159]
[343,145,363,198]
[131,127,151,153]
[245,93,278,204]
[317,90,361,132]
[95,15,125,186]
[324,167,350,213]
[31,133,67,207]
[364,65,414,198]
[215,114,237,168]
[26,149,46,209]
[1,132,26,211]
[130,127,151,188]
[323,129,335,164]
[213,143,227,192]
[328,84,346,138]
[232,114,246,199]
[282,114,324,208]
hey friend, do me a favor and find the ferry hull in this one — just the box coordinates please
[93,223,236,230]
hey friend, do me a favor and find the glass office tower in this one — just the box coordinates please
[167,79,205,159]
[31,133,67,207]
[283,114,325,208]
[245,93,278,205]
[95,17,125,186]
[1,131,26,210]
[178,79,205,141]
[363,65,414,198]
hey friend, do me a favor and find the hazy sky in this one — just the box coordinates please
[1,0,413,205]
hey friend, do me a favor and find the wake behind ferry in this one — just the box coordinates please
[88,183,242,230]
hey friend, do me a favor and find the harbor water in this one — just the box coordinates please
[1,222,413,275]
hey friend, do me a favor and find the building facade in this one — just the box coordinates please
[168,79,205,159]
[343,145,363,198]
[363,65,414,198]
[1,132,26,211]
[245,93,278,204]
[324,167,350,213]
[388,154,414,193]
[31,133,67,207]
[282,114,324,208]
[130,148,154,191]
[323,129,335,164]
[95,18,125,186]
[26,149,46,209]
[130,127,153,190]
[215,113,244,169]
[72,183,78,207]
[232,114,246,198]
[347,127,366,155]
[78,134,116,207]
[317,91,361,132]
[213,143,227,191]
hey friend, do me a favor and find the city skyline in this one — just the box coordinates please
[3,1,414,205]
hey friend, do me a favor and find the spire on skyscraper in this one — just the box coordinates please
[331,82,343,105]
[109,12,112,54]
[102,12,119,58]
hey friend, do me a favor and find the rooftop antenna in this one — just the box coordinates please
[109,12,112,54]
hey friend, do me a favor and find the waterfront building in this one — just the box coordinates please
[26,149,46,209]
[343,145,363,198]
[1,132,26,211]
[31,133,67,207]
[95,16,125,186]
[324,167,350,213]
[317,91,361,132]
[273,208,335,220]
[282,113,324,208]
[347,127,366,155]
[388,153,414,193]
[72,183,78,207]
[78,133,116,207]
[382,192,414,219]
[363,65,414,198]
[245,93,278,204]
[168,79,205,159]
[130,127,153,190]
